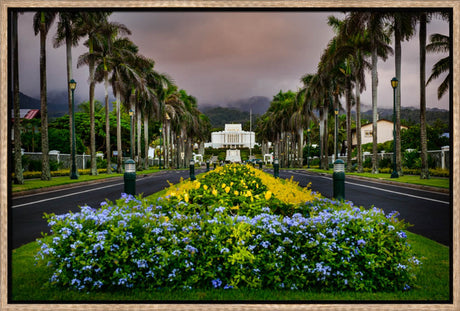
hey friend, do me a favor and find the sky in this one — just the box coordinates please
[16,10,450,112]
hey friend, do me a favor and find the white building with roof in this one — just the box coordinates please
[210,124,255,149]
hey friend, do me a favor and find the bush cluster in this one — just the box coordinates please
[36,164,421,293]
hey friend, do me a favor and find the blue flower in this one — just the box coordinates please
[212,278,222,288]
[397,231,407,239]
[220,247,230,254]
[357,239,366,246]
[224,284,233,290]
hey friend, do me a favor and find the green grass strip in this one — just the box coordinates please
[305,169,449,189]
[12,169,160,193]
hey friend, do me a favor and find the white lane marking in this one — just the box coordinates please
[12,182,124,208]
[313,175,449,205]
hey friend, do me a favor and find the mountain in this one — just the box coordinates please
[18,91,69,118]
[202,106,251,129]
[226,96,270,115]
[360,107,449,127]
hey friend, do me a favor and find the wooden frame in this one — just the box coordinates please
[0,1,458,310]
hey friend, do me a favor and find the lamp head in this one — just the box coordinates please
[69,79,77,90]
[391,77,399,89]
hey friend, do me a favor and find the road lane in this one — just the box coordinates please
[278,170,451,246]
[11,168,450,249]
[11,170,199,249]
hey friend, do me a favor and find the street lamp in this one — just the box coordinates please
[69,79,78,179]
[159,127,163,170]
[307,128,311,168]
[334,108,339,162]
[129,109,134,160]
[391,77,399,178]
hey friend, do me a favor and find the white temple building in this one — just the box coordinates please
[210,124,255,149]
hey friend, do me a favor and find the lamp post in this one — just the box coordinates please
[307,128,311,168]
[391,77,399,178]
[273,158,279,178]
[334,108,339,162]
[69,79,78,179]
[129,109,134,160]
[189,159,196,181]
[159,127,163,170]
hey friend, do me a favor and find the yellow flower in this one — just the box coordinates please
[230,182,234,186]
[195,182,201,189]
[225,186,231,193]
[203,185,208,191]
[164,216,169,222]
[212,188,218,196]
[234,190,239,196]
[245,190,252,197]
[222,183,226,189]
[184,193,189,203]
[231,205,240,210]
[265,191,272,201]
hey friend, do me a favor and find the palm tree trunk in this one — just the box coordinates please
[346,79,353,172]
[66,24,74,178]
[40,17,51,181]
[89,55,97,175]
[116,92,123,173]
[356,83,363,173]
[371,45,379,174]
[419,13,429,179]
[12,11,23,184]
[137,106,142,169]
[104,70,111,174]
[395,20,403,176]
[144,113,149,170]
[298,128,303,168]
[323,107,329,171]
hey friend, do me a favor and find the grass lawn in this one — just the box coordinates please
[12,169,160,193]
[10,232,450,302]
[305,169,449,189]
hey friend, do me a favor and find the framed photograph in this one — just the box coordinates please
[1,1,457,310]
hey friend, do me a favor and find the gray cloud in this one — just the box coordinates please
[17,11,449,111]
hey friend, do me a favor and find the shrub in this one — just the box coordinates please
[36,164,421,293]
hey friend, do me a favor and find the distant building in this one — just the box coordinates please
[210,124,255,149]
[351,119,408,146]
[11,109,40,121]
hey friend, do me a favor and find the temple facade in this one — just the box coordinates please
[210,124,255,149]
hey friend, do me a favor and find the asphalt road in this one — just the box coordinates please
[10,168,451,249]
[11,169,199,249]
[278,169,451,246]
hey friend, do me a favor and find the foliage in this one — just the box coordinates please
[36,164,420,293]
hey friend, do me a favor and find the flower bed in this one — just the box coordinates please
[36,164,421,292]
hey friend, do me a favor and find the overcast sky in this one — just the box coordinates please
[17,10,450,111]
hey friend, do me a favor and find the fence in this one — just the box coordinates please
[21,151,103,170]
[323,147,450,170]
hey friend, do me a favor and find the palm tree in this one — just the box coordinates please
[327,15,373,172]
[91,20,131,173]
[53,11,83,177]
[76,12,112,175]
[419,12,429,179]
[343,12,393,174]
[426,33,450,99]
[109,38,142,173]
[389,13,417,176]
[33,11,56,181]
[12,11,23,184]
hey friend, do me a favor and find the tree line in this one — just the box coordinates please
[256,11,450,178]
[11,11,212,184]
